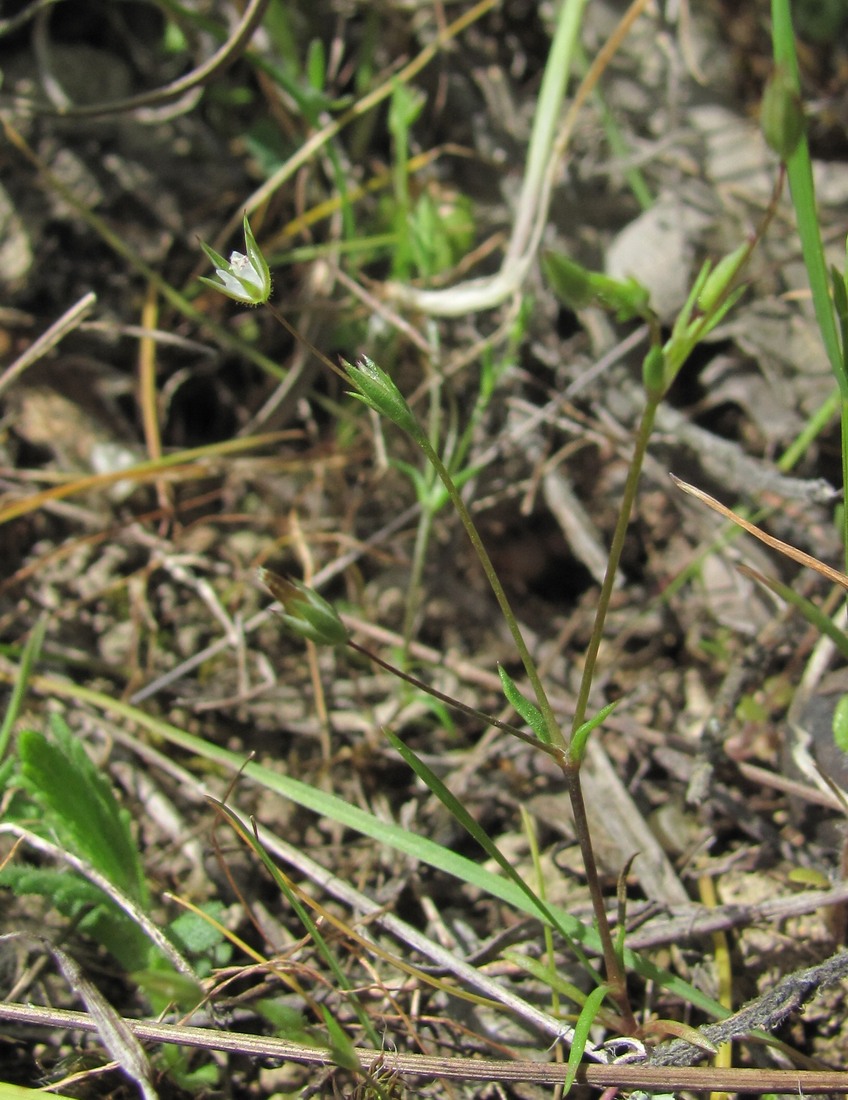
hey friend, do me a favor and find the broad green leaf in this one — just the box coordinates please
[0,865,151,973]
[17,717,147,906]
[132,966,204,1010]
[168,903,228,957]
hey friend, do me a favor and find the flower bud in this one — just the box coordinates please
[542,251,594,310]
[761,66,805,162]
[258,569,348,647]
[641,344,666,399]
[543,250,650,322]
[343,357,422,440]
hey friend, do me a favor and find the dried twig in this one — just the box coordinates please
[648,950,848,1066]
[2,1001,848,1092]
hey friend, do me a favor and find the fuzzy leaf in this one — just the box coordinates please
[0,864,151,972]
[17,716,148,906]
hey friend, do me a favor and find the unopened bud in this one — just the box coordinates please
[258,569,348,647]
[761,66,805,161]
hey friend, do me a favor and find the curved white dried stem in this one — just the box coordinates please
[0,824,196,979]
[385,0,652,317]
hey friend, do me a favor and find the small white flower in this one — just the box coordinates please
[199,213,271,304]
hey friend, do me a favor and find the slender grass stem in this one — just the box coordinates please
[402,507,434,655]
[558,394,659,1028]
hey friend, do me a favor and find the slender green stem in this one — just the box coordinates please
[564,764,636,1031]
[346,639,562,757]
[571,394,659,737]
[414,366,644,1021]
[778,388,840,472]
[401,370,444,659]
[417,439,565,752]
[560,390,657,1026]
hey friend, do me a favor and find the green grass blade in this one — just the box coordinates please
[0,618,46,761]
[564,983,609,1095]
[739,565,848,660]
[770,0,844,388]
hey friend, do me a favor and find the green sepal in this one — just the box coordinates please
[198,213,271,304]
[696,243,749,313]
[258,569,348,647]
[343,356,423,440]
[241,212,271,297]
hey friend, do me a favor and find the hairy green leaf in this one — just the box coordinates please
[17,716,148,907]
